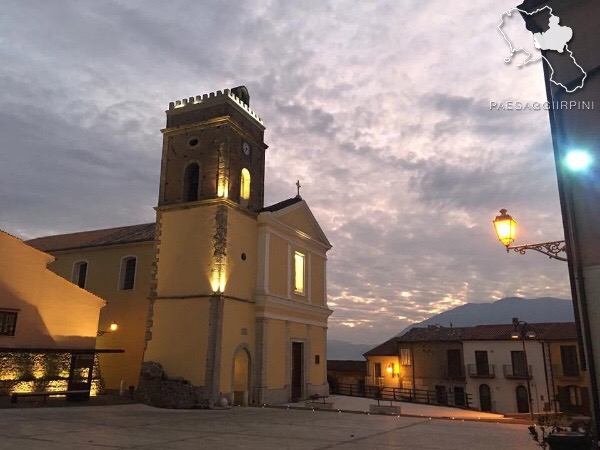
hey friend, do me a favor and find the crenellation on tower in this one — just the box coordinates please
[166,86,263,125]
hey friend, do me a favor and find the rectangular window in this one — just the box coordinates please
[569,386,582,406]
[560,345,580,376]
[374,362,382,378]
[511,351,527,377]
[120,257,137,290]
[400,348,412,366]
[475,351,490,376]
[73,261,88,288]
[0,310,18,336]
[294,251,305,294]
[447,349,463,377]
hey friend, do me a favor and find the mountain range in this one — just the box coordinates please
[328,297,574,360]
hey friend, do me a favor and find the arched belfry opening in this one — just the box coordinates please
[240,168,251,206]
[183,162,200,202]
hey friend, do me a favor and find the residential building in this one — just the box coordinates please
[26,86,332,405]
[0,230,106,397]
[463,323,589,415]
[364,326,469,406]
[541,323,590,415]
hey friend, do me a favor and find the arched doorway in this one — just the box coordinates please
[233,348,250,406]
[479,384,492,412]
[516,385,529,413]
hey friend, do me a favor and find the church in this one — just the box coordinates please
[27,86,333,405]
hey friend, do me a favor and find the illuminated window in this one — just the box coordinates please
[240,168,251,200]
[400,348,412,366]
[183,162,200,202]
[0,310,18,336]
[72,261,88,288]
[294,251,305,294]
[119,256,137,290]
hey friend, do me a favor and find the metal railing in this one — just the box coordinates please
[467,364,495,378]
[364,376,385,386]
[503,364,533,379]
[331,382,471,409]
[443,366,466,380]
[552,364,582,380]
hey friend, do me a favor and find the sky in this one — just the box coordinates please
[1,1,573,345]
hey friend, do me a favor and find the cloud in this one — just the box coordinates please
[0,0,572,345]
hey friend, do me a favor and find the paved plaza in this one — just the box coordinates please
[0,402,534,449]
[287,395,507,420]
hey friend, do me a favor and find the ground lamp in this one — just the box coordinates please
[492,209,567,261]
[511,317,536,421]
[97,322,118,337]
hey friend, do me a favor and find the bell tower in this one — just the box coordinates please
[145,86,268,405]
[158,86,266,212]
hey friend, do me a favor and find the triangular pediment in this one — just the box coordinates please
[260,199,331,249]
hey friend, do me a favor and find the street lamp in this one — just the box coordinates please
[492,209,568,261]
[97,322,118,337]
[511,317,536,420]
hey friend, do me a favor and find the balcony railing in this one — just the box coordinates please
[467,364,495,378]
[552,364,582,380]
[503,364,533,379]
[365,376,385,386]
[443,365,466,380]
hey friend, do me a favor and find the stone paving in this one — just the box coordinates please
[0,403,535,449]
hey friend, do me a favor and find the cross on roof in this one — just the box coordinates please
[296,180,301,197]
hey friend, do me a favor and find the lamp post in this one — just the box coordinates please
[492,209,567,261]
[511,317,536,420]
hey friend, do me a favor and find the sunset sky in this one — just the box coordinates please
[1,1,571,344]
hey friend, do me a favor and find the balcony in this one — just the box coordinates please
[443,366,466,380]
[552,364,583,381]
[503,365,533,379]
[365,376,385,386]
[467,364,495,378]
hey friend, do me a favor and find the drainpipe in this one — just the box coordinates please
[411,344,416,400]
[541,340,553,412]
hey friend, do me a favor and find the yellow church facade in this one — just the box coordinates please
[27,86,332,405]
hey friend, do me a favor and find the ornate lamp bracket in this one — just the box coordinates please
[507,241,568,262]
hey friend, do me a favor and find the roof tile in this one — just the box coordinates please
[26,223,155,252]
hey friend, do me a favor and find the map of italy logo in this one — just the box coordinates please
[498,6,587,93]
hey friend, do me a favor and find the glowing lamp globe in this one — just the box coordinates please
[493,209,517,248]
[109,322,119,332]
[565,150,592,171]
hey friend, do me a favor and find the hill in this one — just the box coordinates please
[398,296,574,336]
[327,339,375,360]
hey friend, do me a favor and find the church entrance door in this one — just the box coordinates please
[233,349,250,406]
[292,342,303,400]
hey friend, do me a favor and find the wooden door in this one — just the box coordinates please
[292,342,303,399]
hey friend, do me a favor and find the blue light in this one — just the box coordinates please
[565,150,592,171]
